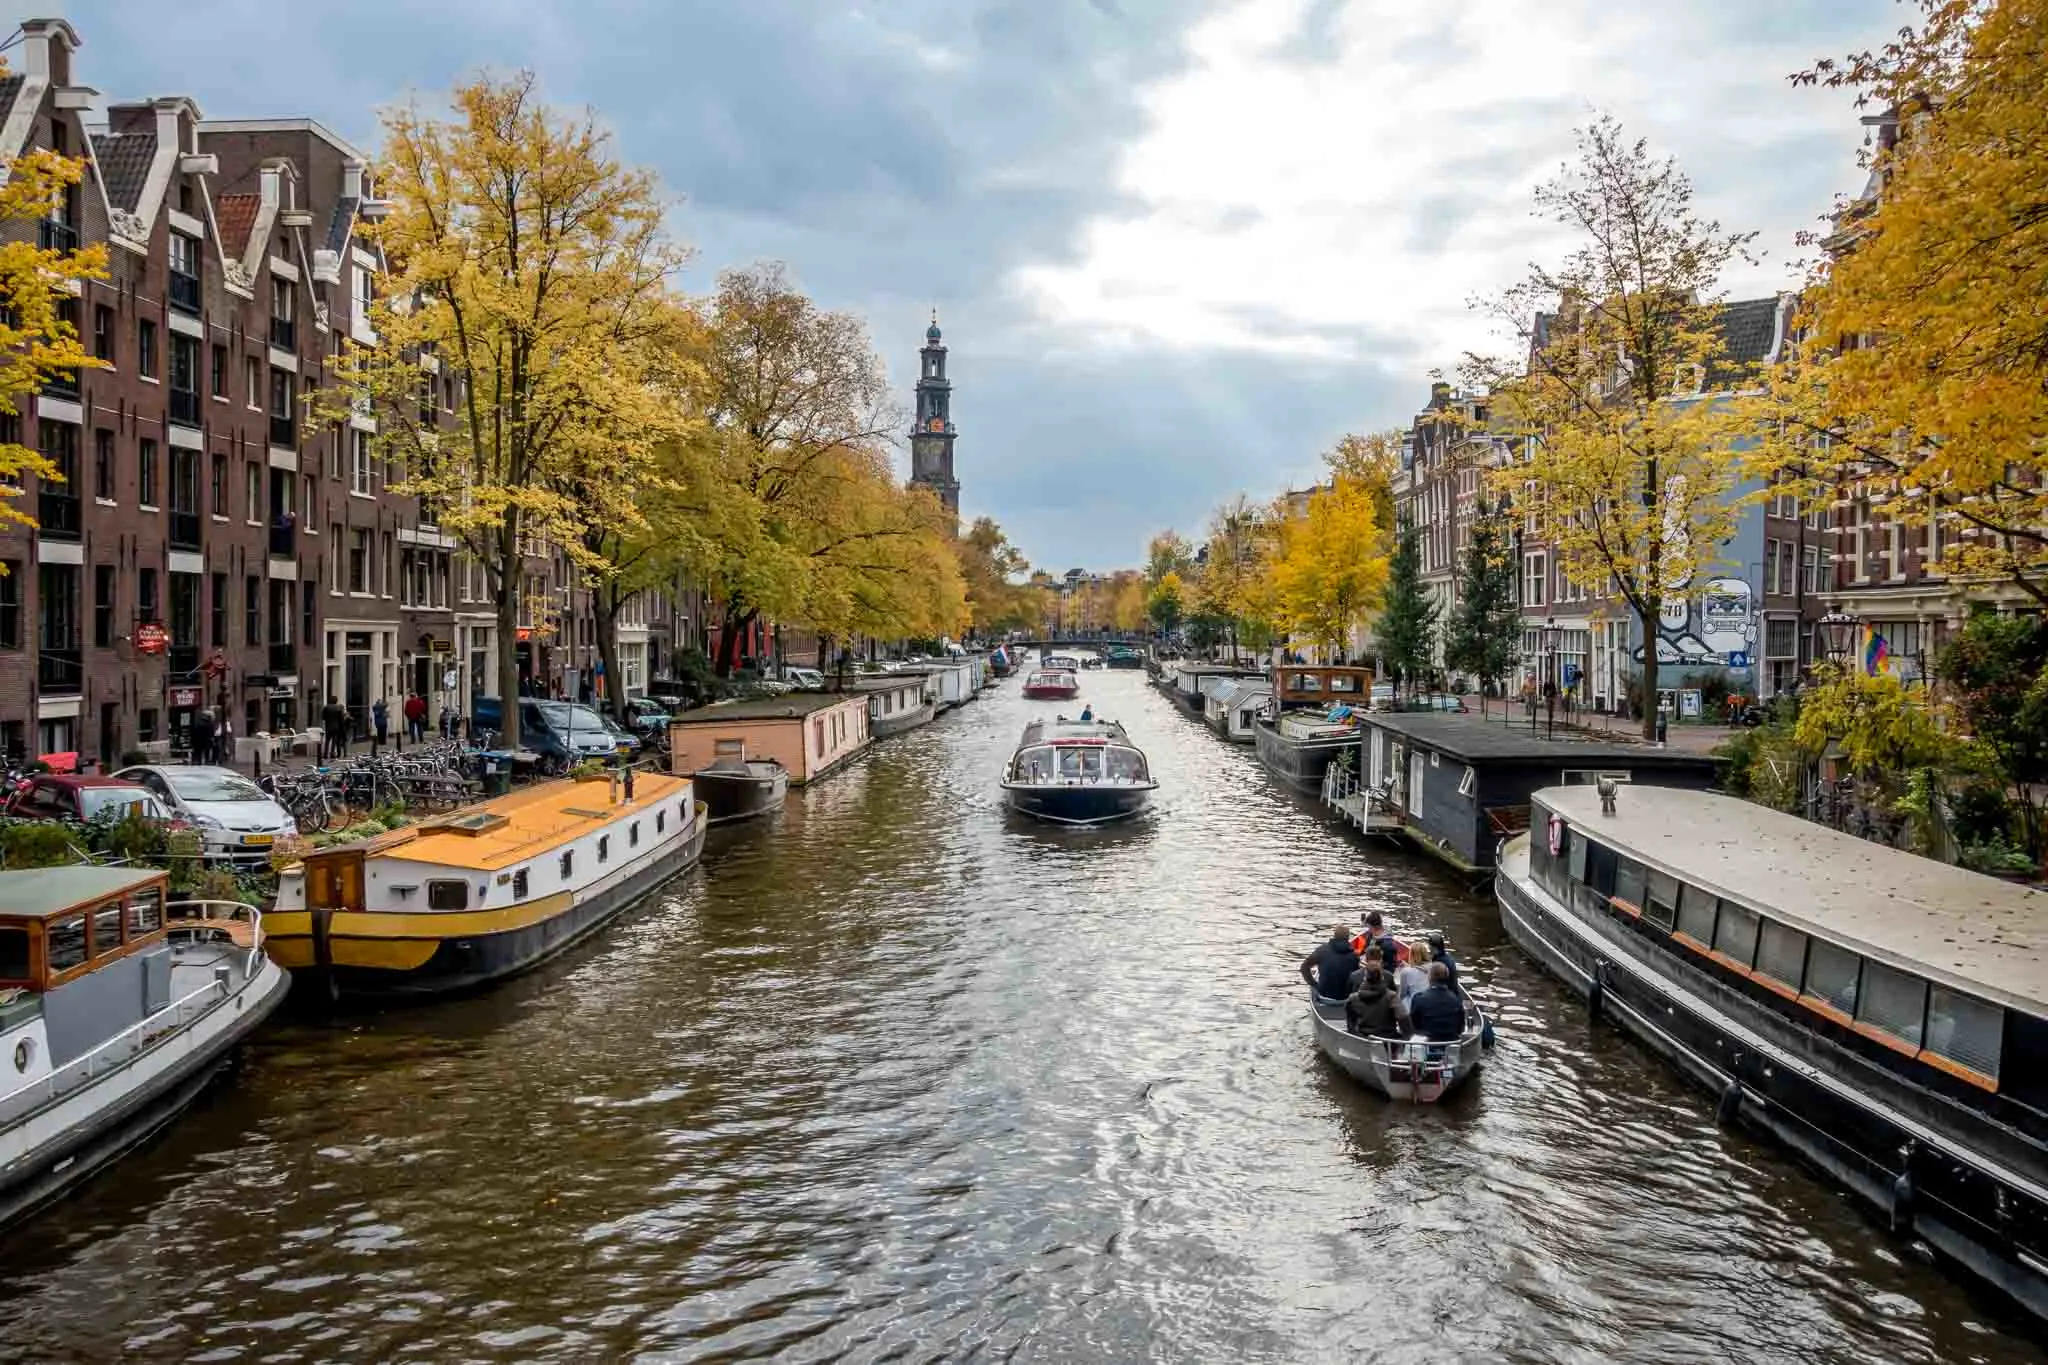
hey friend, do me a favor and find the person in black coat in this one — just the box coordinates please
[1428,933,1459,989]
[1408,963,1467,1042]
[1299,927,1361,1000]
[1346,969,1397,1037]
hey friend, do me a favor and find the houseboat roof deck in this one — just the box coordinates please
[1538,784,2048,1016]
[1368,712,1724,766]
[379,772,693,873]
[0,866,168,921]
[670,694,860,723]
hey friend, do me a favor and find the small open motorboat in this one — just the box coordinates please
[1307,988,1487,1102]
[1001,715,1158,825]
[693,738,790,825]
[1045,654,1082,672]
[1021,668,1081,700]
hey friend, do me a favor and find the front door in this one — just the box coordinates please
[1407,750,1425,817]
[345,647,371,735]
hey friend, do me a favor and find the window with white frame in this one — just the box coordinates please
[1524,552,1547,608]
[1804,545,1823,593]
[351,429,373,496]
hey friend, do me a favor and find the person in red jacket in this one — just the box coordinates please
[403,691,429,745]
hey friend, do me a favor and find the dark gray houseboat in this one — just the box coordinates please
[1336,712,1721,871]
[1499,784,2048,1324]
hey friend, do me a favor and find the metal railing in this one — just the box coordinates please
[168,270,201,315]
[169,387,202,426]
[268,414,296,449]
[36,491,80,538]
[168,509,202,550]
[269,317,295,350]
[166,897,267,976]
[38,219,78,253]
[37,646,83,693]
[268,520,296,557]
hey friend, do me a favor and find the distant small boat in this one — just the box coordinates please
[1022,668,1081,700]
[1307,989,1486,1102]
[1001,715,1157,825]
[1045,654,1082,671]
[693,738,789,825]
[1106,646,1145,670]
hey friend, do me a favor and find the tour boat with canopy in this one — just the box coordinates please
[1021,668,1081,701]
[1001,716,1158,825]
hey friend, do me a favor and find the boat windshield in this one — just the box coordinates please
[1056,747,1102,781]
[1105,748,1147,783]
[1015,746,1056,782]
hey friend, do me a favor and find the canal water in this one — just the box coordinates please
[1,668,2040,1364]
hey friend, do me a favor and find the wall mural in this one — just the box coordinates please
[1633,577,1756,669]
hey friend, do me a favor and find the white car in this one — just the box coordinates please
[783,667,827,691]
[114,764,298,864]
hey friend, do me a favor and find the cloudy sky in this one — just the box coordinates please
[55,0,1891,573]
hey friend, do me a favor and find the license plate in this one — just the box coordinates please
[242,834,275,847]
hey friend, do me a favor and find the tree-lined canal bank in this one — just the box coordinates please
[0,670,2037,1364]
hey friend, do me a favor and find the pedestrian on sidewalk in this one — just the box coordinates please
[371,696,389,753]
[188,707,216,766]
[404,691,428,745]
[320,698,347,762]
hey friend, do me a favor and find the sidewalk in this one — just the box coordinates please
[1455,695,1738,754]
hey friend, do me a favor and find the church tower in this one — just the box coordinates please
[910,312,960,515]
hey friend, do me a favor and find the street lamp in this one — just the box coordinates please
[1539,618,1561,738]
[1816,611,1857,670]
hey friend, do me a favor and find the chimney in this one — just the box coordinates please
[17,18,81,82]
[343,161,365,200]
[1429,382,1452,409]
[260,163,282,212]
[153,98,186,157]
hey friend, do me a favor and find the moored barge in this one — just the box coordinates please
[269,772,705,1000]
[1498,783,2048,1322]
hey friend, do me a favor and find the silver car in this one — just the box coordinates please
[114,764,298,864]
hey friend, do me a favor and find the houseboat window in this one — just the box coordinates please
[91,901,124,958]
[512,868,530,900]
[2000,1013,2048,1112]
[1457,766,1475,797]
[127,887,163,937]
[1566,830,1588,883]
[1613,857,1645,911]
[599,836,610,862]
[559,850,574,879]
[48,915,87,973]
[1804,940,1862,1017]
[1585,841,1617,897]
[1675,883,1717,944]
[1329,674,1359,693]
[1857,962,1927,1048]
[1923,986,2002,1082]
[1712,902,1760,968]
[656,810,666,834]
[0,926,31,983]
[1753,921,1807,991]
[1643,870,1679,931]
[427,880,468,911]
[630,822,641,847]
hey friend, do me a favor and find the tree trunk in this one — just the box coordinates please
[713,605,756,677]
[495,526,522,748]
[1638,602,1659,742]
[594,586,626,717]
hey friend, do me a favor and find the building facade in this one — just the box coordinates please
[909,314,959,516]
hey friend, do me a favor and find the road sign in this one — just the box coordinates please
[1726,651,1751,669]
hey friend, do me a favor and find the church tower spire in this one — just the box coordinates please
[909,311,960,516]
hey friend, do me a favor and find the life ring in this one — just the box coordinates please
[13,1037,33,1073]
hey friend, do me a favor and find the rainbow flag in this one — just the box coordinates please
[1862,627,1891,677]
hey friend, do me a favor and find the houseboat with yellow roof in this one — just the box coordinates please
[267,771,705,1000]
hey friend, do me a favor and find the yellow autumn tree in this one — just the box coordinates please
[1,95,109,532]
[955,516,1038,635]
[1761,0,2048,604]
[1465,116,1761,740]
[332,72,694,742]
[1268,476,1389,656]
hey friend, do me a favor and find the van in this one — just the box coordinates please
[472,697,629,762]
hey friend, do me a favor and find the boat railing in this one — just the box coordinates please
[166,897,266,977]
[0,971,243,1121]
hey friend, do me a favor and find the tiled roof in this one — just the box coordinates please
[0,75,25,135]
[326,196,357,253]
[1708,296,1781,386]
[215,193,259,259]
[93,130,156,212]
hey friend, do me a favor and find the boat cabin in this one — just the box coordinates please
[1272,664,1374,711]
[1527,784,2048,1123]
[667,693,871,786]
[1205,678,1272,742]
[901,660,976,709]
[852,675,933,735]
[1009,718,1152,786]
[1356,712,1720,871]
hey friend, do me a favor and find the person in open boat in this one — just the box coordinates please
[1352,911,1404,966]
[1346,967,1397,1037]
[1427,932,1459,989]
[1394,940,1432,1026]
[1299,926,1360,999]
[1408,962,1465,1042]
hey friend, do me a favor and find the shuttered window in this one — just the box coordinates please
[1614,857,1646,910]
[1858,961,1927,1048]
[1676,883,1717,944]
[1805,940,1861,1017]
[1924,986,2001,1082]
[1712,902,1760,969]
[1643,870,1679,931]
[1754,920,1807,991]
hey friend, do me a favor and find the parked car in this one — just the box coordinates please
[472,697,633,765]
[5,775,181,827]
[613,696,673,738]
[111,765,297,864]
[782,667,827,691]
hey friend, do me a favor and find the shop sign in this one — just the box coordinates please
[169,686,202,708]
[135,623,169,655]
